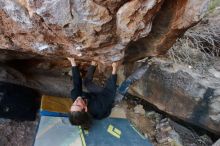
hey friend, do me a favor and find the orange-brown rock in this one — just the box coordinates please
[125,0,209,62]
[0,0,209,65]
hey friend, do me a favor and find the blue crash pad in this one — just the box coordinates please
[34,117,153,146]
[34,116,82,146]
[82,118,153,146]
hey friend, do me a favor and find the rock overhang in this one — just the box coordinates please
[0,0,210,65]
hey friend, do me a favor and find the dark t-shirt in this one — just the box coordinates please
[86,75,117,119]
[71,67,117,119]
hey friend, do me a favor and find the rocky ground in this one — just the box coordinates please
[0,117,39,146]
[117,96,216,146]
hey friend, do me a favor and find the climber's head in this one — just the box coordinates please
[69,97,91,130]
[70,96,88,112]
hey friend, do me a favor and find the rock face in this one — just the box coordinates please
[155,118,213,146]
[213,139,220,146]
[0,0,209,64]
[121,58,220,134]
[124,0,210,62]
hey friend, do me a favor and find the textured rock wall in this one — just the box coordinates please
[124,0,210,62]
[121,59,220,135]
[0,0,209,65]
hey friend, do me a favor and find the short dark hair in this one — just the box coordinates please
[69,111,92,130]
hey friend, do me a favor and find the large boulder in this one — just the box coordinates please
[120,58,220,134]
[0,0,209,65]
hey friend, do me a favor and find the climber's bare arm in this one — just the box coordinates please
[112,62,119,75]
[91,61,97,66]
[67,57,76,66]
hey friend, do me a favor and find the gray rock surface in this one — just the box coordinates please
[0,118,39,146]
[212,139,220,146]
[120,58,220,134]
[155,118,213,146]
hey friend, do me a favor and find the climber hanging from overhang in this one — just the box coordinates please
[67,57,150,130]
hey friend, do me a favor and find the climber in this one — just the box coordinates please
[67,57,118,130]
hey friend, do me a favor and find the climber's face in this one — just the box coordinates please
[70,96,88,112]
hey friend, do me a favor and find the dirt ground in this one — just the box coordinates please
[0,117,39,146]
